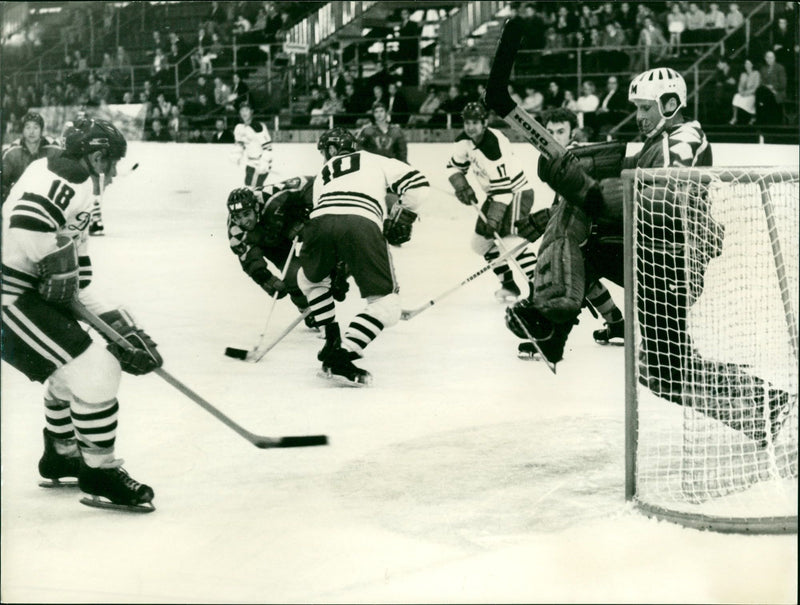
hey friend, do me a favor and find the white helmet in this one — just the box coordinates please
[628,67,686,119]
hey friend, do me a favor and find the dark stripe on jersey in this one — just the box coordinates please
[315,199,382,219]
[319,190,381,207]
[447,158,470,171]
[2,306,70,364]
[9,214,56,232]
[2,264,38,285]
[20,192,66,226]
[390,170,429,194]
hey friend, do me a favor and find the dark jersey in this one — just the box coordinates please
[1,136,61,201]
[356,123,408,163]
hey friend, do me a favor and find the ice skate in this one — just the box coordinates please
[318,346,372,387]
[78,460,155,513]
[88,220,105,236]
[38,429,81,488]
[593,319,624,345]
[494,282,521,303]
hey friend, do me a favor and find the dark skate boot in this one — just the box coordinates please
[593,319,624,345]
[88,219,105,236]
[78,460,155,513]
[317,322,341,361]
[494,281,521,303]
[38,429,81,488]
[319,346,372,387]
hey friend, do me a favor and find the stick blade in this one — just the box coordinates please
[224,347,249,360]
[253,434,329,448]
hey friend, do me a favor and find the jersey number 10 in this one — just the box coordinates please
[321,154,361,185]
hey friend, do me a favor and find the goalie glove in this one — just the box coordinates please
[475,198,506,238]
[514,208,551,243]
[252,268,288,298]
[448,172,478,206]
[383,203,418,246]
[98,309,163,375]
[538,151,603,217]
[37,235,80,305]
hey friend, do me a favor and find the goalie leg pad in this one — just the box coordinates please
[533,200,591,323]
[37,235,80,305]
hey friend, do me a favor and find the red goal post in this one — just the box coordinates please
[622,166,798,533]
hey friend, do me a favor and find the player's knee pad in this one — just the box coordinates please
[51,341,121,404]
[364,293,401,329]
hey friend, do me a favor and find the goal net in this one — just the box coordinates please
[623,166,798,533]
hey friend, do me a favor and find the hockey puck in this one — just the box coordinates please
[224,347,248,360]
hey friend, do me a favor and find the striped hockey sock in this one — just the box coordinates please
[343,313,385,358]
[307,290,336,327]
[586,281,623,323]
[44,386,75,442]
[72,397,119,466]
[484,249,514,287]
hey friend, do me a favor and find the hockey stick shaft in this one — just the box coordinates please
[485,17,567,161]
[70,301,327,448]
[255,236,300,346]
[401,239,529,320]
[249,308,311,362]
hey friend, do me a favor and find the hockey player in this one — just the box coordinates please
[298,127,429,386]
[514,107,624,359]
[1,112,61,202]
[446,101,538,303]
[227,175,348,324]
[233,103,273,189]
[62,112,107,236]
[1,118,160,512]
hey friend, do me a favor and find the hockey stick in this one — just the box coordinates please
[225,308,311,362]
[470,202,557,374]
[224,236,300,361]
[484,16,567,161]
[401,239,530,320]
[70,301,328,449]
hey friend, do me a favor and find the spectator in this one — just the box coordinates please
[600,21,629,72]
[408,84,442,126]
[156,93,173,118]
[575,79,600,135]
[579,4,599,32]
[333,67,358,98]
[166,105,185,141]
[461,45,491,85]
[562,89,579,112]
[311,88,343,127]
[206,1,228,35]
[666,3,687,57]
[305,86,326,125]
[756,50,787,124]
[683,3,706,54]
[521,85,544,114]
[151,47,170,87]
[594,75,628,134]
[554,5,577,46]
[617,2,636,40]
[633,17,668,72]
[772,16,797,94]
[339,82,361,126]
[704,3,726,43]
[725,2,745,54]
[542,79,565,110]
[730,58,759,125]
[594,2,618,28]
[148,118,172,142]
[541,26,567,72]
[122,91,134,104]
[709,58,737,124]
[634,3,655,31]
[213,76,232,108]
[432,84,467,127]
[369,84,386,112]
[195,75,215,104]
[86,72,110,106]
[98,52,114,82]
[397,8,421,86]
[386,81,411,126]
[209,117,235,143]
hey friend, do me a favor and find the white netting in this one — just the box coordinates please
[628,167,798,529]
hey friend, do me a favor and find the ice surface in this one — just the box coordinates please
[1,142,797,604]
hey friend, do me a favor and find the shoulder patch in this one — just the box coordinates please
[476,129,502,161]
[47,155,90,184]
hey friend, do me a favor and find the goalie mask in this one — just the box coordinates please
[317,127,357,160]
[227,187,259,229]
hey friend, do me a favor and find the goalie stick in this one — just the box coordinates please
[484,16,567,161]
[401,239,530,320]
[70,301,328,449]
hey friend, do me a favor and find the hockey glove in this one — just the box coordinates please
[98,309,163,375]
[448,172,478,206]
[514,208,551,243]
[253,268,288,299]
[37,235,80,305]
[475,198,506,238]
[330,261,350,302]
[383,204,418,246]
[538,151,602,216]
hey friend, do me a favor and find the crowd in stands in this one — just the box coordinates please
[3,1,798,145]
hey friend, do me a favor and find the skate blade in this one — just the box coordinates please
[594,338,624,347]
[317,369,372,387]
[80,495,155,514]
[39,478,79,488]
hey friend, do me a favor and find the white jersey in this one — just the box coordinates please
[2,155,102,311]
[233,120,272,163]
[311,150,429,228]
[446,126,530,205]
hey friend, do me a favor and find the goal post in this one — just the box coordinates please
[623,166,798,533]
